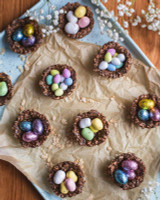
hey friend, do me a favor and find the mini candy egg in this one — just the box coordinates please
[51,69,60,76]
[111,57,121,66]
[78,16,90,28]
[98,61,108,70]
[60,75,65,82]
[62,69,71,78]
[46,75,53,85]
[53,74,61,84]
[115,62,123,69]
[79,118,92,129]
[53,170,66,184]
[51,83,59,91]
[66,11,78,23]
[114,169,128,185]
[74,6,87,18]
[65,178,76,192]
[65,22,79,35]
[138,109,149,121]
[23,24,34,37]
[150,107,160,121]
[33,119,44,135]
[91,118,103,131]
[64,78,73,86]
[107,64,116,71]
[19,121,32,132]
[104,52,112,63]
[113,52,118,57]
[67,171,78,182]
[55,88,64,97]
[121,160,138,171]
[22,131,38,142]
[22,36,35,47]
[138,99,155,110]
[89,125,98,133]
[124,170,136,180]
[118,53,126,62]
[0,81,8,96]
[107,48,116,56]
[60,182,69,194]
[12,29,24,42]
[60,83,68,91]
[81,128,94,141]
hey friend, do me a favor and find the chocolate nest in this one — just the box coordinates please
[12,109,51,148]
[72,110,109,147]
[106,153,146,190]
[0,73,13,106]
[130,94,160,129]
[49,161,85,198]
[59,2,94,39]
[93,42,133,78]
[39,64,77,100]
[6,17,43,54]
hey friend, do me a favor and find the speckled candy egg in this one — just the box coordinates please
[23,24,34,37]
[107,64,116,71]
[138,109,149,121]
[64,78,73,86]
[22,131,38,142]
[150,107,160,121]
[46,75,53,85]
[121,160,138,171]
[60,83,68,91]
[124,170,136,180]
[138,99,155,110]
[91,118,103,131]
[19,121,32,132]
[79,118,92,129]
[78,16,90,28]
[74,6,87,18]
[65,22,79,35]
[60,182,69,194]
[98,61,108,70]
[67,171,78,182]
[107,48,116,56]
[81,128,94,141]
[104,52,112,63]
[53,170,66,184]
[0,81,8,96]
[55,88,64,97]
[65,178,76,192]
[33,119,44,135]
[53,74,61,84]
[114,169,128,185]
[12,29,24,42]
[118,53,126,62]
[22,36,35,47]
[51,69,60,76]
[51,83,59,91]
[111,57,121,66]
[62,69,71,78]
[66,11,78,23]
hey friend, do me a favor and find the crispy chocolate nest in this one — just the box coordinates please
[130,94,160,129]
[12,109,51,148]
[93,42,133,78]
[106,153,146,190]
[6,17,43,54]
[72,110,109,147]
[39,64,77,100]
[49,161,85,198]
[59,2,94,39]
[0,73,13,106]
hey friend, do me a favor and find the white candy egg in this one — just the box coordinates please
[98,61,108,70]
[79,118,92,129]
[118,54,126,62]
[66,11,78,23]
[53,170,66,184]
[60,83,68,91]
[111,57,121,66]
[65,22,79,34]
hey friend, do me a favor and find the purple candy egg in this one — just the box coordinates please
[65,178,76,192]
[62,69,71,78]
[121,160,138,171]
[107,48,116,56]
[150,107,160,122]
[22,35,36,47]
[33,119,44,135]
[53,74,61,83]
[124,170,136,180]
[22,131,38,142]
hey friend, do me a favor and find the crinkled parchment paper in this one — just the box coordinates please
[1,32,160,200]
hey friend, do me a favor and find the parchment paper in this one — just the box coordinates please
[1,32,160,200]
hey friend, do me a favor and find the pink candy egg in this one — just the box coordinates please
[107,48,116,56]
[121,160,138,171]
[22,131,38,142]
[65,178,76,192]
[150,107,160,121]
[53,74,61,83]
[62,69,71,78]
[124,170,136,180]
[78,16,90,28]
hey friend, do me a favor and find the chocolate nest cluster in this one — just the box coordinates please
[49,161,85,198]
[6,17,43,54]
[12,109,51,148]
[0,73,13,106]
[93,42,133,78]
[72,110,109,147]
[106,153,146,190]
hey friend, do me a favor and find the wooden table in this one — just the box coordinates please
[0,0,160,199]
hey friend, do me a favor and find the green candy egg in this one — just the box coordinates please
[51,83,59,91]
[46,75,53,85]
[0,81,8,97]
[55,88,64,96]
[51,70,60,76]
[81,128,94,141]
[104,52,112,63]
[116,62,123,69]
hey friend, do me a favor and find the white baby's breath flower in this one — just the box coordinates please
[40,15,44,20]
[123,21,129,28]
[46,14,52,20]
[130,8,135,13]
[107,22,112,28]
[118,11,124,17]
[40,9,44,14]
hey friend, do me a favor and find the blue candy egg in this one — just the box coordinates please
[64,78,73,86]
[19,121,32,132]
[138,109,149,121]
[114,169,128,185]
[115,62,123,69]
[46,75,53,85]
[107,64,116,72]
[12,29,24,42]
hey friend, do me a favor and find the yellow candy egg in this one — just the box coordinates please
[138,99,155,110]
[89,125,98,133]
[60,182,69,194]
[91,118,103,131]
[74,6,87,18]
[23,24,34,37]
[67,171,78,182]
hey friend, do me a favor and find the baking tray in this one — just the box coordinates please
[0,0,159,199]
